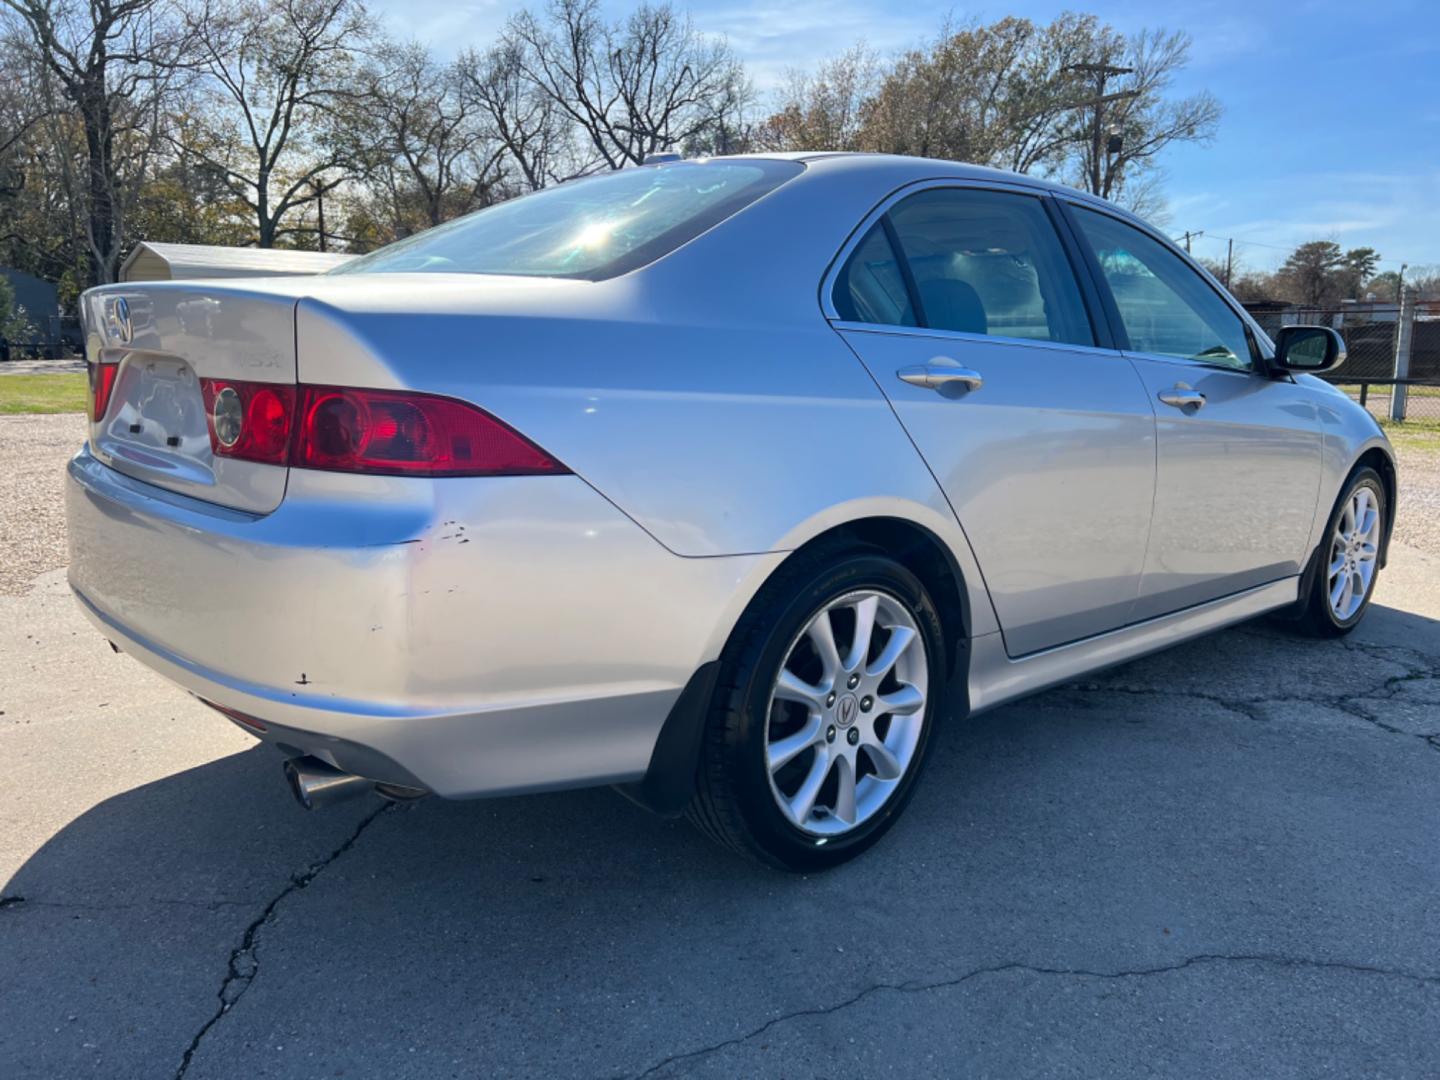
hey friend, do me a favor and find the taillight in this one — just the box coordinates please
[89,361,119,422]
[201,379,295,465]
[293,386,568,476]
[196,379,568,477]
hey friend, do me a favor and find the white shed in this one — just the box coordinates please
[120,242,355,282]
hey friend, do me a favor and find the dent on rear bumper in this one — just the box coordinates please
[67,448,780,798]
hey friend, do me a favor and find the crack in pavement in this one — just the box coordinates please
[1060,635,1440,753]
[0,895,261,914]
[622,631,1440,1078]
[626,953,1440,1079]
[172,803,394,1080]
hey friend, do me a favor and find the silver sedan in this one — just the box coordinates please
[67,153,1395,870]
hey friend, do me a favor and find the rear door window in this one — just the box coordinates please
[884,188,1095,346]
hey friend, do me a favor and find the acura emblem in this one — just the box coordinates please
[837,693,858,727]
[109,296,133,344]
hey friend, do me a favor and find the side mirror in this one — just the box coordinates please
[1272,325,1346,375]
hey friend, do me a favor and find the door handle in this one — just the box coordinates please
[1157,385,1206,411]
[897,358,983,394]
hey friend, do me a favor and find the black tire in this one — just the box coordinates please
[1289,466,1386,638]
[687,544,947,872]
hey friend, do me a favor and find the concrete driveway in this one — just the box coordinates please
[2,481,1438,1077]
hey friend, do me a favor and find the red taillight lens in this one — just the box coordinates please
[293,386,569,477]
[194,379,568,477]
[89,361,119,422]
[200,379,296,465]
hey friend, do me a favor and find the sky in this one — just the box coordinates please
[365,0,1440,274]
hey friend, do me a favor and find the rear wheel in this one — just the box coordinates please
[1291,466,1386,637]
[688,547,946,871]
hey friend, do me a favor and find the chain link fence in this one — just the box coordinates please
[1245,300,1440,424]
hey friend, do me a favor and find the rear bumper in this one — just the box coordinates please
[67,446,775,798]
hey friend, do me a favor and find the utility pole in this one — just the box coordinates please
[1179,229,1204,254]
[1062,62,1137,199]
[1391,285,1414,423]
[1224,237,1234,288]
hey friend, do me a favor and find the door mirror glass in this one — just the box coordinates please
[1273,325,1346,374]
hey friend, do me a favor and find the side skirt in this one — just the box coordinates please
[967,577,1299,715]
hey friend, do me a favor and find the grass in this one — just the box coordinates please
[1335,382,1440,399]
[0,373,88,415]
[1382,418,1440,453]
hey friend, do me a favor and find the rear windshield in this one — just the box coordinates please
[333,159,804,281]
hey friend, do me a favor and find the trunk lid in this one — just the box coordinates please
[81,280,307,514]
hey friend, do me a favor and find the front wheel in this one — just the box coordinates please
[687,548,947,871]
[1291,466,1386,637]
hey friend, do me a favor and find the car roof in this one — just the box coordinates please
[713,150,1127,219]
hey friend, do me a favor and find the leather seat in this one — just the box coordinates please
[918,278,987,335]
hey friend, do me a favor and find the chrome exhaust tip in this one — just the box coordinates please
[283,755,374,811]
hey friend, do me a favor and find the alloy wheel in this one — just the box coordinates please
[1327,485,1381,621]
[764,589,928,836]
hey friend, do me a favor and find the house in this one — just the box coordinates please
[1,267,60,323]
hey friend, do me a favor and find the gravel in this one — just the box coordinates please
[1,411,1437,597]
[1392,440,1440,555]
[0,413,84,595]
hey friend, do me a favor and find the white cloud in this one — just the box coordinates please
[694,0,934,89]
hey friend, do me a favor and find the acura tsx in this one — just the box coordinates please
[67,153,1395,870]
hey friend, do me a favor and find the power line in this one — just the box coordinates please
[1176,229,1432,268]
[1174,230,1291,253]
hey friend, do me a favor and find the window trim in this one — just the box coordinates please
[831,320,1136,362]
[1053,197,1274,376]
[879,215,927,327]
[820,178,1113,351]
[1046,197,1129,351]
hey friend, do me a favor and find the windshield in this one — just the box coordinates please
[334,159,804,281]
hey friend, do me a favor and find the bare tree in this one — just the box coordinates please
[359,42,506,236]
[755,47,876,152]
[994,13,1114,175]
[763,15,1217,216]
[1069,27,1220,204]
[455,40,577,193]
[0,42,48,180]
[184,0,372,247]
[507,0,745,168]
[1,0,192,284]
